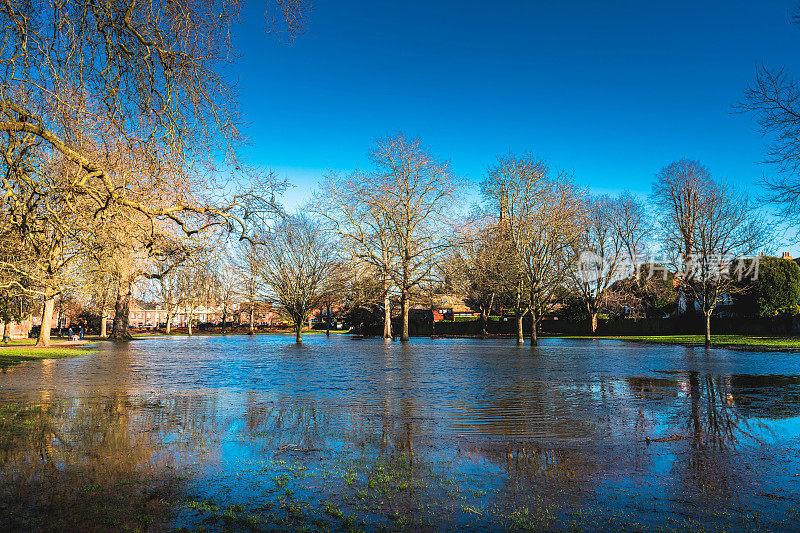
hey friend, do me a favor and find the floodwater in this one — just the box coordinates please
[2,336,800,531]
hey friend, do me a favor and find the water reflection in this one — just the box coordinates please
[1,336,800,530]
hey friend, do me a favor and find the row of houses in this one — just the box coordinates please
[116,301,279,329]
[119,295,479,331]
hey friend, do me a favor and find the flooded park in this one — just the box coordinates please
[1,336,800,531]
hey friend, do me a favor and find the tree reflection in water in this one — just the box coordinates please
[0,388,215,531]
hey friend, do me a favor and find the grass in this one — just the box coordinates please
[556,334,800,348]
[0,345,96,369]
[0,338,38,346]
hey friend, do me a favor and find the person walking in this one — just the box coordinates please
[79,324,84,340]
[68,326,73,339]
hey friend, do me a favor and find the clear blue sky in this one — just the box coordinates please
[230,0,800,244]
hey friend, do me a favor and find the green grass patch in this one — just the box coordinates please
[0,346,96,369]
[555,334,800,348]
[0,338,37,346]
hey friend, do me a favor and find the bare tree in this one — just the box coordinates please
[571,193,650,333]
[319,134,461,342]
[609,192,652,282]
[213,248,240,333]
[317,170,397,339]
[0,225,33,341]
[79,258,116,338]
[738,66,800,224]
[372,133,462,342]
[0,2,297,345]
[256,214,334,343]
[483,153,584,345]
[151,255,188,334]
[651,159,711,319]
[317,258,350,336]
[234,241,269,335]
[446,218,504,336]
[106,222,189,340]
[178,252,216,337]
[0,0,298,238]
[682,181,769,346]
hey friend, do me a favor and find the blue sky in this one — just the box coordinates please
[229,0,800,245]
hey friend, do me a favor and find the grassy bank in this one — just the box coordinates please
[0,345,96,369]
[556,334,800,349]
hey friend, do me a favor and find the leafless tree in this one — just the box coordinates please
[256,214,334,343]
[317,258,350,336]
[609,192,652,281]
[178,251,216,337]
[571,195,625,333]
[571,193,651,333]
[682,181,769,346]
[212,248,240,333]
[483,153,584,345]
[0,1,298,345]
[372,133,462,342]
[0,221,33,340]
[317,170,397,339]
[319,133,462,342]
[738,65,800,226]
[446,217,505,336]
[651,158,711,319]
[234,241,269,335]
[0,0,300,239]
[105,218,190,340]
[150,254,188,334]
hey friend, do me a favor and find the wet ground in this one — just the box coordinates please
[2,335,800,531]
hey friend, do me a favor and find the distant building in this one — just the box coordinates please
[427,294,479,322]
[2,319,32,340]
[102,300,254,329]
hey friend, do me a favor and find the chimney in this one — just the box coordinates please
[783,252,792,260]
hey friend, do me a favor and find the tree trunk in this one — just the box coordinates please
[383,295,392,339]
[400,291,410,342]
[295,320,302,343]
[187,310,193,336]
[99,292,108,338]
[325,303,331,336]
[530,311,538,346]
[36,295,55,347]
[2,321,9,343]
[516,313,524,344]
[484,293,495,338]
[165,310,173,334]
[590,312,598,334]
[249,305,255,335]
[704,312,712,347]
[56,296,63,337]
[221,306,227,333]
[110,274,133,340]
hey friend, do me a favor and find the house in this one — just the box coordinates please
[234,301,276,327]
[1,319,32,340]
[428,294,479,322]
